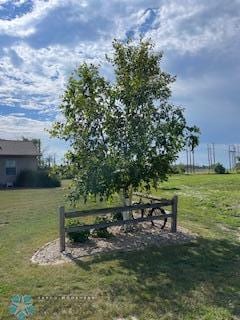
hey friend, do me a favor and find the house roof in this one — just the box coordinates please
[0,139,40,156]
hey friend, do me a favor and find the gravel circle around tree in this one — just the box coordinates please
[31,222,197,265]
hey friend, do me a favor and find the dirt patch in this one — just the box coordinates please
[31,222,196,265]
[237,227,240,242]
[217,224,233,233]
[217,224,240,242]
[0,221,9,227]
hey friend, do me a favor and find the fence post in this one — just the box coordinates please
[171,196,178,233]
[59,206,65,252]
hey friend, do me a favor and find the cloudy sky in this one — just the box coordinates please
[0,0,239,166]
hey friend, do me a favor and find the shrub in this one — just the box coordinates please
[66,219,90,243]
[235,162,240,173]
[214,163,226,174]
[15,169,37,187]
[111,211,123,221]
[92,216,113,238]
[16,169,61,188]
[68,229,90,243]
[171,164,186,174]
[37,170,61,187]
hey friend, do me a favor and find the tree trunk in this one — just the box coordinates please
[121,186,133,221]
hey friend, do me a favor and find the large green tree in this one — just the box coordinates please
[50,39,199,204]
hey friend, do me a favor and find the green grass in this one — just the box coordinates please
[0,175,239,319]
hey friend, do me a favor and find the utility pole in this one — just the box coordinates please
[229,145,232,171]
[210,145,213,168]
[229,145,237,171]
[53,153,56,166]
[207,144,213,172]
[192,148,195,173]
[212,143,216,165]
[207,145,210,172]
[233,145,237,170]
[189,147,192,173]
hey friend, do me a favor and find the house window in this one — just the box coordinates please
[6,160,16,176]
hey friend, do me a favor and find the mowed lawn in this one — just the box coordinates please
[0,175,240,319]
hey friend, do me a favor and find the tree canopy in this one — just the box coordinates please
[50,39,200,203]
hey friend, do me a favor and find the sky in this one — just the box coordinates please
[0,0,239,166]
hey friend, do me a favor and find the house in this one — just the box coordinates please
[0,139,40,186]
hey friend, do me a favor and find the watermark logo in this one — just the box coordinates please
[9,295,35,320]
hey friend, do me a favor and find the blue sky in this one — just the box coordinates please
[0,0,239,166]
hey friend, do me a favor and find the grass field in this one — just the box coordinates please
[0,174,239,319]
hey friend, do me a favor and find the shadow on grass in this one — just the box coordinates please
[159,187,181,191]
[72,237,240,318]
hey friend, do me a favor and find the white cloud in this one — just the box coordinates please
[0,0,61,37]
[0,0,239,153]
[126,1,240,53]
[0,39,112,113]
[0,0,239,116]
[0,114,66,161]
[0,114,50,137]
[8,112,25,116]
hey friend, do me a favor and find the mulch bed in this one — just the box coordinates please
[31,222,196,265]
